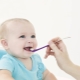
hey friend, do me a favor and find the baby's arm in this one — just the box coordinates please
[43,69,57,80]
[0,70,14,80]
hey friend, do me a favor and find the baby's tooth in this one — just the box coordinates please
[30,48,34,50]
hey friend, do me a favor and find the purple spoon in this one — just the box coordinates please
[31,45,49,52]
[31,37,71,52]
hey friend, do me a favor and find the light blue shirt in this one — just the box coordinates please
[0,50,6,59]
[0,51,46,80]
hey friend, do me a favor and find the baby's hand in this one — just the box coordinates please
[45,37,71,69]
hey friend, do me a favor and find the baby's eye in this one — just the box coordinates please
[31,35,36,38]
[19,35,25,38]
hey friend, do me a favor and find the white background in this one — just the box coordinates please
[0,0,79,80]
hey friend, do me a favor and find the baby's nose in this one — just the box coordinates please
[27,38,33,43]
[27,39,33,43]
[28,41,31,43]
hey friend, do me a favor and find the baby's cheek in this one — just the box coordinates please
[35,42,38,48]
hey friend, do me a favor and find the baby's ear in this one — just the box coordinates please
[0,39,8,49]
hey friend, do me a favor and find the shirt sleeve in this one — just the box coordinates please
[0,57,14,73]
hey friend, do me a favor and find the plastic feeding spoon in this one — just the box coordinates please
[31,37,71,52]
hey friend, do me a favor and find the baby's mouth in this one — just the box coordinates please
[24,47,33,51]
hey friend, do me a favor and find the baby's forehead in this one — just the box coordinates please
[0,18,35,39]
[5,19,35,34]
[6,19,33,29]
[6,19,30,27]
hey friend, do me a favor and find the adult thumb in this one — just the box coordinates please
[49,41,60,54]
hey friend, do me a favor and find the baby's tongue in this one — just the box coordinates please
[24,47,31,51]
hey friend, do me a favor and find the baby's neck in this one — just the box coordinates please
[18,57,30,63]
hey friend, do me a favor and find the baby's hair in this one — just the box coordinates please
[0,18,30,40]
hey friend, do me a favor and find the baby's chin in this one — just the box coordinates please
[16,56,32,60]
[16,53,33,59]
[9,51,33,59]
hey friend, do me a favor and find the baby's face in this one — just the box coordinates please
[5,21,37,58]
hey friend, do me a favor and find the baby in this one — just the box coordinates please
[0,18,56,80]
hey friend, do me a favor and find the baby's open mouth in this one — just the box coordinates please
[24,47,33,51]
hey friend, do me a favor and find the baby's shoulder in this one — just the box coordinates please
[0,54,15,73]
[0,50,7,59]
[0,53,16,63]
